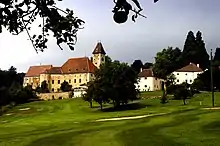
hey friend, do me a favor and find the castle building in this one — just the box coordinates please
[23,42,106,92]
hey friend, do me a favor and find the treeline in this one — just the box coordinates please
[131,30,210,79]
[131,30,220,91]
[0,66,37,114]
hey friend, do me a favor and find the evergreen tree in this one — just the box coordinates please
[195,31,209,69]
[213,47,220,66]
[131,60,143,73]
[182,31,197,66]
[182,31,209,70]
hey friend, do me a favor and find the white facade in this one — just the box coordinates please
[136,77,162,92]
[172,71,202,84]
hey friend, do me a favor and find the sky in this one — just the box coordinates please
[0,0,220,72]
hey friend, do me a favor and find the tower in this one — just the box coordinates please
[92,41,106,68]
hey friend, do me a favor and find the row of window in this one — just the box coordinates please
[144,77,158,80]
[176,73,189,76]
[176,79,193,83]
[52,79,82,84]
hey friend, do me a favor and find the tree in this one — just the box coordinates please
[82,81,95,108]
[131,60,143,73]
[60,81,72,92]
[193,67,220,91]
[173,83,191,105]
[143,62,153,69]
[0,67,37,109]
[0,0,160,52]
[0,0,84,52]
[195,31,209,69]
[181,31,197,65]
[40,80,49,93]
[213,47,220,66]
[83,57,139,110]
[181,31,209,70]
[153,47,182,79]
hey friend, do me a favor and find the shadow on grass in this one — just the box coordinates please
[101,102,150,112]
[202,121,220,134]
[117,110,206,146]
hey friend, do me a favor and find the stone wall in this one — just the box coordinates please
[37,90,86,100]
[37,92,70,100]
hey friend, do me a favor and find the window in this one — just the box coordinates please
[145,77,147,80]
[68,69,71,72]
[69,80,71,83]
[79,79,81,83]
[101,57,104,61]
[177,79,179,82]
[185,73,187,75]
[74,79,76,83]
[155,78,158,80]
[57,88,60,92]
[52,88,54,92]
[58,80,60,84]
[52,80,54,84]
[145,85,147,88]
[190,80,192,82]
[177,73,179,75]
[185,80,187,83]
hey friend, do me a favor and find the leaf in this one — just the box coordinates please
[132,15,136,22]
[38,35,42,39]
[69,45,74,51]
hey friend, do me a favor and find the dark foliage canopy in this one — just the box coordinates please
[0,67,37,109]
[0,0,84,52]
[83,56,139,109]
[0,0,160,52]
[153,47,182,79]
[182,31,209,70]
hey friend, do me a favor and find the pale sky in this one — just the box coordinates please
[0,0,220,72]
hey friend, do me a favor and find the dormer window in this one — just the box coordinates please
[76,69,78,71]
[83,68,85,70]
[68,69,71,72]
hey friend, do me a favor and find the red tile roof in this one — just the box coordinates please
[25,65,53,77]
[61,57,97,74]
[92,42,106,55]
[175,63,203,72]
[44,67,63,74]
[138,69,154,77]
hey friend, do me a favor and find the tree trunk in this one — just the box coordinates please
[183,98,186,105]
[89,100,92,108]
[113,100,116,108]
[100,102,103,110]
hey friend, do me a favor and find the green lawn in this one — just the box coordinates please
[0,92,220,146]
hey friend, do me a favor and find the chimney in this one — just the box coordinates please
[140,68,143,73]
[90,57,93,62]
[197,64,199,68]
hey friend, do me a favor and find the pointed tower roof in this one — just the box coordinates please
[92,42,106,55]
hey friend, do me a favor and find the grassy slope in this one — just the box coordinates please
[0,92,220,146]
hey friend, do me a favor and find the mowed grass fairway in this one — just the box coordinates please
[1,92,220,146]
